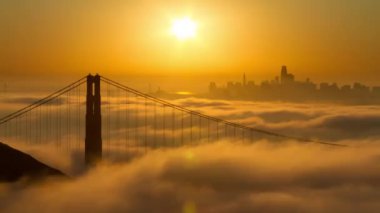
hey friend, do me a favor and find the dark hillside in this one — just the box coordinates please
[0,142,65,182]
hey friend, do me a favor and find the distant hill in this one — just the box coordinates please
[0,142,65,182]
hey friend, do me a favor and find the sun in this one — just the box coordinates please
[171,17,197,40]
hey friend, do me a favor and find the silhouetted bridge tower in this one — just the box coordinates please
[85,74,102,166]
[0,74,345,167]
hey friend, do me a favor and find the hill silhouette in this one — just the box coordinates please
[0,142,65,182]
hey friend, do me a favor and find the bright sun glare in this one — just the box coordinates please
[171,17,197,40]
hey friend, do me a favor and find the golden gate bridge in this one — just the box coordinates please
[0,74,345,168]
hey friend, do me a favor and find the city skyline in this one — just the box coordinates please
[209,66,380,104]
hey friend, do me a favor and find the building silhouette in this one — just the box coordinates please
[209,66,380,104]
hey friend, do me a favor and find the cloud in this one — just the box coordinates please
[3,97,380,154]
[1,141,380,212]
[178,98,230,108]
[173,98,380,141]
[316,114,380,135]
[1,96,66,106]
[2,95,380,212]
[256,110,317,123]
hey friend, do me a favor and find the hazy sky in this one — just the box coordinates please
[1,0,379,89]
[1,2,380,210]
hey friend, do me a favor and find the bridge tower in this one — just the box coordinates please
[85,74,102,166]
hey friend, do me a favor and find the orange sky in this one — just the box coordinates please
[1,0,379,89]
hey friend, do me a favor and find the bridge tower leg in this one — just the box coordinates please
[85,74,102,167]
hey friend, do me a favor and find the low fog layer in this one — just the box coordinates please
[175,98,380,141]
[1,97,380,212]
[1,141,380,212]
[2,94,380,141]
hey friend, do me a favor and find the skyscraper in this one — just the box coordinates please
[280,66,295,84]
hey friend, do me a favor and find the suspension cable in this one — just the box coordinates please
[0,77,87,125]
[100,76,346,147]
